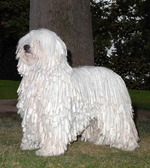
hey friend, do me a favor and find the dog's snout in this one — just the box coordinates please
[24,45,30,52]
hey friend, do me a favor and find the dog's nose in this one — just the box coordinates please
[24,45,30,52]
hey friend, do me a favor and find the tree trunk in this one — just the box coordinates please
[30,0,94,66]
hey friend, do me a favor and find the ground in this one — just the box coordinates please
[0,99,150,120]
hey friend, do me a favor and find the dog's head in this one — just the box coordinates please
[16,29,68,75]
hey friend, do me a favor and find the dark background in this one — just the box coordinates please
[0,0,149,90]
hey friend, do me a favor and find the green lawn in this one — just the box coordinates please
[0,80,20,99]
[0,116,150,168]
[129,90,150,110]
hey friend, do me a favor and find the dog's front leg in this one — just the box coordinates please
[35,118,71,156]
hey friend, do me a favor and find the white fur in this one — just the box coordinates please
[16,29,139,156]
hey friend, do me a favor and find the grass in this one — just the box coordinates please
[0,116,150,168]
[0,80,20,99]
[129,90,150,110]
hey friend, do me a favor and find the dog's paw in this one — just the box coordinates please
[20,143,38,150]
[20,143,31,150]
[36,148,65,156]
[35,149,53,156]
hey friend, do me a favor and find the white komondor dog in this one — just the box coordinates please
[16,28,139,156]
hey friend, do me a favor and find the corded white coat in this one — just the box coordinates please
[16,29,139,156]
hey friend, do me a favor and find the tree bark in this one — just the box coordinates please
[30,0,94,66]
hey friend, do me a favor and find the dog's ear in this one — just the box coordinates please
[16,44,19,56]
[16,41,22,60]
[55,38,68,63]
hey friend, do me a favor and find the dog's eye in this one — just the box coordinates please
[24,45,30,53]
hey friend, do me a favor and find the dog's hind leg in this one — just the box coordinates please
[81,105,139,151]
[81,118,102,144]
